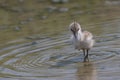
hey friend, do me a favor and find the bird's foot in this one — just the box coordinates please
[83,57,89,62]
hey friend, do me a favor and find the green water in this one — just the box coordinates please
[0,0,120,80]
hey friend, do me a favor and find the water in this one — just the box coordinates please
[0,0,120,80]
[0,18,120,80]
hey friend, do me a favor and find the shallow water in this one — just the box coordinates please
[0,0,120,80]
[0,18,120,80]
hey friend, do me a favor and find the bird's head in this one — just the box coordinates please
[69,21,81,38]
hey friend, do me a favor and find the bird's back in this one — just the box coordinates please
[82,31,93,41]
[80,30,94,49]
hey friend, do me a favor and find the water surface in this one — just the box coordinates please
[0,18,120,80]
[0,0,120,80]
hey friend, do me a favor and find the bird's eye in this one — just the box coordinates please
[71,29,73,31]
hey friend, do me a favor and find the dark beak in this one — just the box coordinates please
[73,31,77,39]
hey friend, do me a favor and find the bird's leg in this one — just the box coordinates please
[83,49,87,62]
[84,49,89,62]
[86,49,89,61]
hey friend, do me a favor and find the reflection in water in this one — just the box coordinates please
[76,62,97,80]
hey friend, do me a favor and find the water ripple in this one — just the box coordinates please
[0,32,119,79]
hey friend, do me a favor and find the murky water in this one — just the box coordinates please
[0,18,120,80]
[0,0,120,80]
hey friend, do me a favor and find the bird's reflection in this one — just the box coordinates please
[76,62,97,80]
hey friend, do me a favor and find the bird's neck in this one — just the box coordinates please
[75,30,83,41]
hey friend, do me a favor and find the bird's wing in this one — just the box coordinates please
[83,31,93,40]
